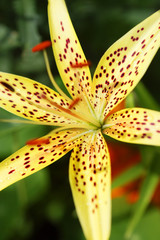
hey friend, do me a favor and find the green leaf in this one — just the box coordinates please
[14,0,41,47]
[111,208,160,240]
[125,92,136,108]
[124,170,159,239]
[135,82,160,111]
[112,164,144,189]
[24,168,50,204]
[0,185,31,240]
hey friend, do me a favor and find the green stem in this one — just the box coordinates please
[124,171,159,239]
[112,163,144,189]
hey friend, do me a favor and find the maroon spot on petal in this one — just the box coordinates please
[120,73,125,78]
[24,161,30,165]
[8,169,15,174]
[0,81,15,92]
[114,82,119,88]
[25,165,30,169]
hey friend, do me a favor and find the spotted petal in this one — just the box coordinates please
[92,10,160,121]
[0,128,87,191]
[48,0,93,109]
[103,108,160,146]
[69,131,111,240]
[0,72,91,128]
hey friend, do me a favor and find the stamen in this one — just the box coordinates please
[102,123,115,129]
[0,79,98,128]
[33,44,98,127]
[67,64,100,126]
[70,60,91,68]
[41,94,100,128]
[40,94,93,123]
[68,97,81,109]
[32,40,52,52]
[43,50,71,101]
[32,41,70,101]
[0,80,98,128]
[26,138,50,145]
[0,119,94,129]
[75,78,99,125]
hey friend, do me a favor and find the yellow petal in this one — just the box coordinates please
[69,131,111,240]
[92,10,160,121]
[0,72,88,127]
[48,0,93,108]
[0,128,86,191]
[103,108,160,146]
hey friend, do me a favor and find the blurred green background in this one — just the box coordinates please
[0,0,160,239]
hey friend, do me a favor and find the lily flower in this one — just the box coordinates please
[0,0,160,239]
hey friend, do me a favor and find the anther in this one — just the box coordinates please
[32,41,70,101]
[26,138,50,145]
[32,40,52,52]
[70,60,91,68]
[68,97,81,109]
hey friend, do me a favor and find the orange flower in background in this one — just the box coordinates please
[152,183,160,207]
[109,142,141,203]
[109,142,141,179]
[110,143,160,206]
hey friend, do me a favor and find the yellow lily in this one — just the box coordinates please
[0,0,160,239]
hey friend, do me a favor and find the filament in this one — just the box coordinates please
[43,49,71,101]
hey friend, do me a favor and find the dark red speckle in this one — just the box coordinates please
[8,169,15,174]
